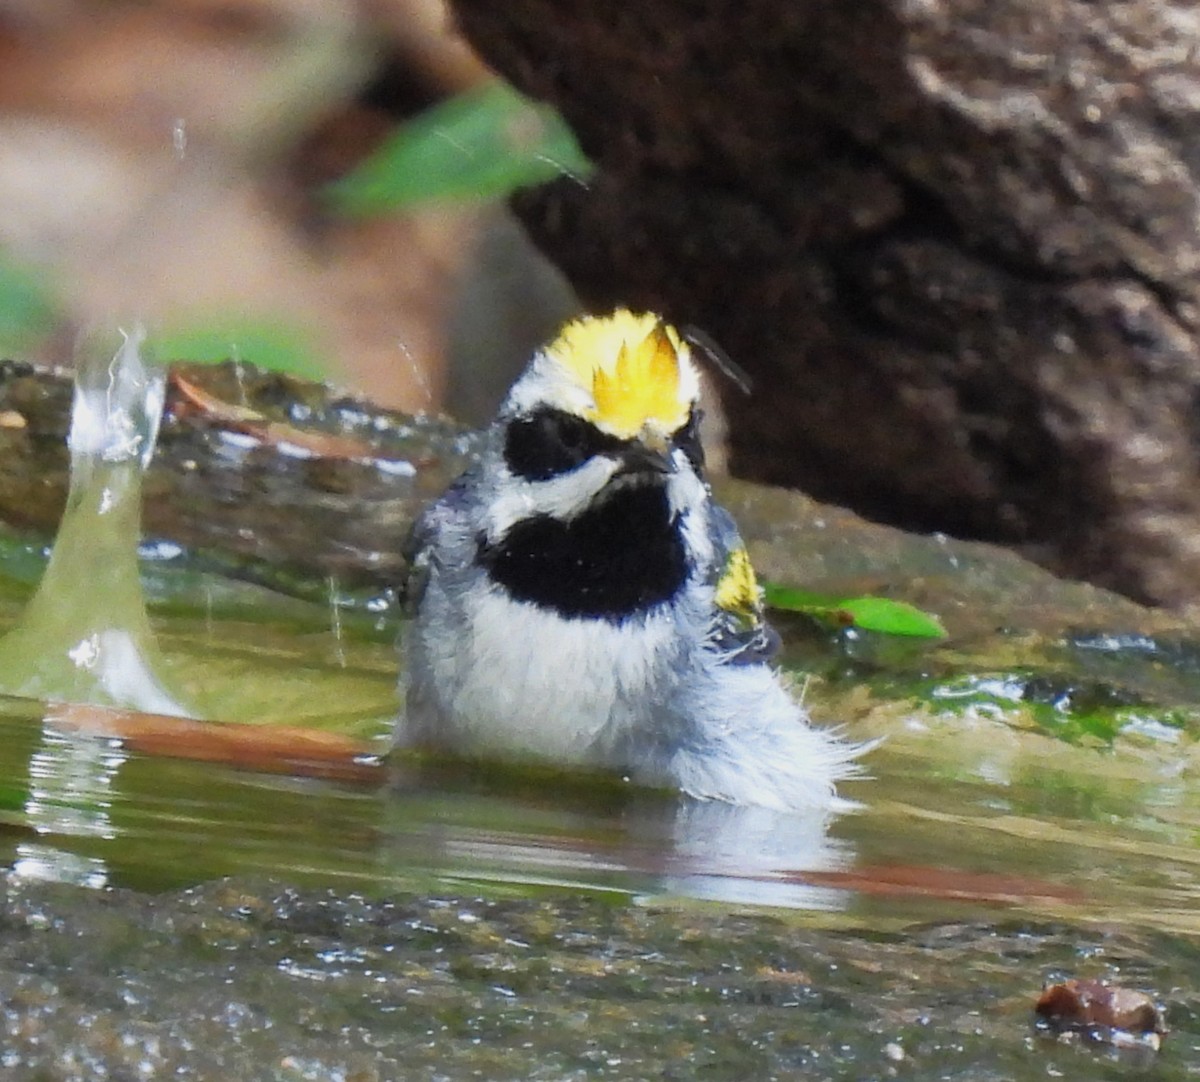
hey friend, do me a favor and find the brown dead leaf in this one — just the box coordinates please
[167,371,382,461]
[46,701,384,785]
[1036,978,1166,1051]
[169,372,266,425]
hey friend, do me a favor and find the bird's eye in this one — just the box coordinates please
[504,408,626,481]
[672,407,706,474]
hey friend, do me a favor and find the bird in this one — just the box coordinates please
[399,309,861,811]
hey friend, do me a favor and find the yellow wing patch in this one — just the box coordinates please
[714,547,762,620]
[545,310,695,438]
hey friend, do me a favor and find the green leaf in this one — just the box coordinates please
[761,585,837,612]
[834,597,947,638]
[327,81,593,216]
[154,319,327,380]
[0,252,58,352]
[763,583,946,639]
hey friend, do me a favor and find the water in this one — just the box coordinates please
[1,356,1199,1077]
[0,327,186,715]
[0,408,1195,922]
[0,634,1198,1078]
[0,572,1194,932]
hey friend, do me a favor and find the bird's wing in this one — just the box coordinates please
[706,505,780,665]
[400,469,477,614]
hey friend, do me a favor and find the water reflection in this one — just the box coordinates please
[658,800,852,909]
[0,689,856,909]
[381,773,854,910]
[0,701,855,911]
[12,708,125,888]
[1,696,1199,931]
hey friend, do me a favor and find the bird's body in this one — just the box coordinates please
[401,311,860,811]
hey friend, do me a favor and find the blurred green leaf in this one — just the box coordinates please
[763,583,947,639]
[154,320,327,380]
[0,253,58,352]
[328,81,593,216]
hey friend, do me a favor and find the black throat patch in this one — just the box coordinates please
[477,481,688,621]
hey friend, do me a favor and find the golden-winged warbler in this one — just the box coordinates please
[400,310,860,811]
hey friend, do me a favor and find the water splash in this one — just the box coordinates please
[396,337,433,411]
[326,575,348,668]
[0,326,190,715]
[172,117,188,159]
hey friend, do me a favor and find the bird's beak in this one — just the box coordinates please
[615,430,673,478]
[639,427,672,456]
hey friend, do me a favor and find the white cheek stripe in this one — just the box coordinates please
[482,456,621,542]
[669,454,714,567]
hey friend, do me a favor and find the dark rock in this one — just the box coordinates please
[449,0,1200,607]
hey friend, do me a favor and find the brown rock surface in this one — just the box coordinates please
[449,0,1200,607]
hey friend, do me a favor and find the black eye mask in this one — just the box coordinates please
[503,407,629,481]
[504,406,706,482]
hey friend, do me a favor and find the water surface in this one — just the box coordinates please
[1,529,1199,1078]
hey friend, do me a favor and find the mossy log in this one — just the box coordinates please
[0,360,473,595]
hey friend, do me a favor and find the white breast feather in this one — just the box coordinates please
[434,586,679,761]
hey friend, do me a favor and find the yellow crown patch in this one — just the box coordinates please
[546,310,695,438]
